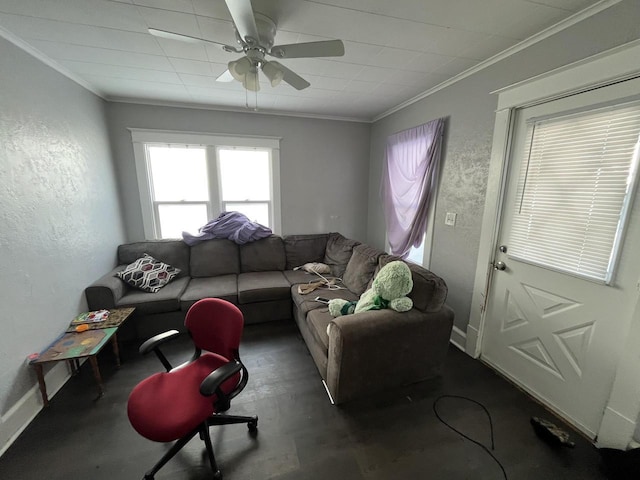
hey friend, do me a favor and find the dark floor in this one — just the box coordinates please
[0,320,611,480]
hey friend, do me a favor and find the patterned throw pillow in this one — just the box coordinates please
[116,254,181,293]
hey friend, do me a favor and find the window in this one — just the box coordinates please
[406,233,426,264]
[509,101,640,283]
[131,130,281,239]
[148,145,209,238]
[218,148,271,226]
[381,118,444,264]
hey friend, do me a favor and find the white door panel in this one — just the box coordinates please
[483,261,628,434]
[482,82,640,437]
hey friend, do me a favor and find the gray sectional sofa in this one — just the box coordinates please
[85,233,454,404]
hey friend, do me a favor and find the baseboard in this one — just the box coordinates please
[0,362,72,457]
[450,326,467,352]
[465,324,480,358]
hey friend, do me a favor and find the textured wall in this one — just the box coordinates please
[0,37,125,416]
[106,103,371,242]
[367,0,640,331]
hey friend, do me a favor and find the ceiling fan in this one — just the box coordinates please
[148,0,345,91]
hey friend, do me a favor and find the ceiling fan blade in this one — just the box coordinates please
[224,0,260,45]
[216,70,234,82]
[269,61,310,90]
[269,39,345,59]
[148,28,233,49]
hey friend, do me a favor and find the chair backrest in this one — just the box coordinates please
[184,298,244,361]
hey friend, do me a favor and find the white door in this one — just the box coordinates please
[481,82,640,438]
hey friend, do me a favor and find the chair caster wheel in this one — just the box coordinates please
[213,470,222,479]
[248,419,258,433]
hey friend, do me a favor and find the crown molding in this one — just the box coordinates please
[0,24,104,99]
[372,0,623,123]
[105,96,371,123]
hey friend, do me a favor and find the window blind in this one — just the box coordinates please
[509,101,640,283]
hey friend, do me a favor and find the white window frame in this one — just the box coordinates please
[130,129,281,239]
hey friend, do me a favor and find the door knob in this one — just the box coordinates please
[499,245,508,253]
[494,261,507,271]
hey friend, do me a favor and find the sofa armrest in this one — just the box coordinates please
[326,305,454,404]
[85,266,127,310]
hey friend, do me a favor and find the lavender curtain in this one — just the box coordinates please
[381,118,445,258]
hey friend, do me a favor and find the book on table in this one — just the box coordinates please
[71,309,110,325]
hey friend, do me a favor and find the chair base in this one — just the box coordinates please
[208,413,258,430]
[142,414,259,480]
[144,473,221,480]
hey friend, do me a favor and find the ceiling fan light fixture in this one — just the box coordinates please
[242,68,260,92]
[262,62,284,87]
[228,56,252,81]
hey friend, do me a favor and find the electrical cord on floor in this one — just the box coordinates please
[433,395,508,480]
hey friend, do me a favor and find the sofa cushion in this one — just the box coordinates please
[116,254,181,293]
[180,275,238,311]
[342,244,386,296]
[283,269,323,286]
[190,239,239,277]
[367,254,401,290]
[410,265,448,312]
[238,271,290,304]
[324,233,360,278]
[291,285,358,316]
[239,236,286,272]
[283,234,329,270]
[116,277,189,315]
[377,255,448,312]
[118,240,190,277]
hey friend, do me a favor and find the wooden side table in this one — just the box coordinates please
[31,307,135,406]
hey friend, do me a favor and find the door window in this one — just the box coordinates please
[509,101,640,283]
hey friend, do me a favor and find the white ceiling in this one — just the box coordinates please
[0,0,604,121]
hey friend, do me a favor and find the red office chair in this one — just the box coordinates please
[127,298,258,480]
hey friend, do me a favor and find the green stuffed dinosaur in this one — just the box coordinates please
[328,260,413,317]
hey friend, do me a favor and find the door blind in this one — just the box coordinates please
[509,101,640,283]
